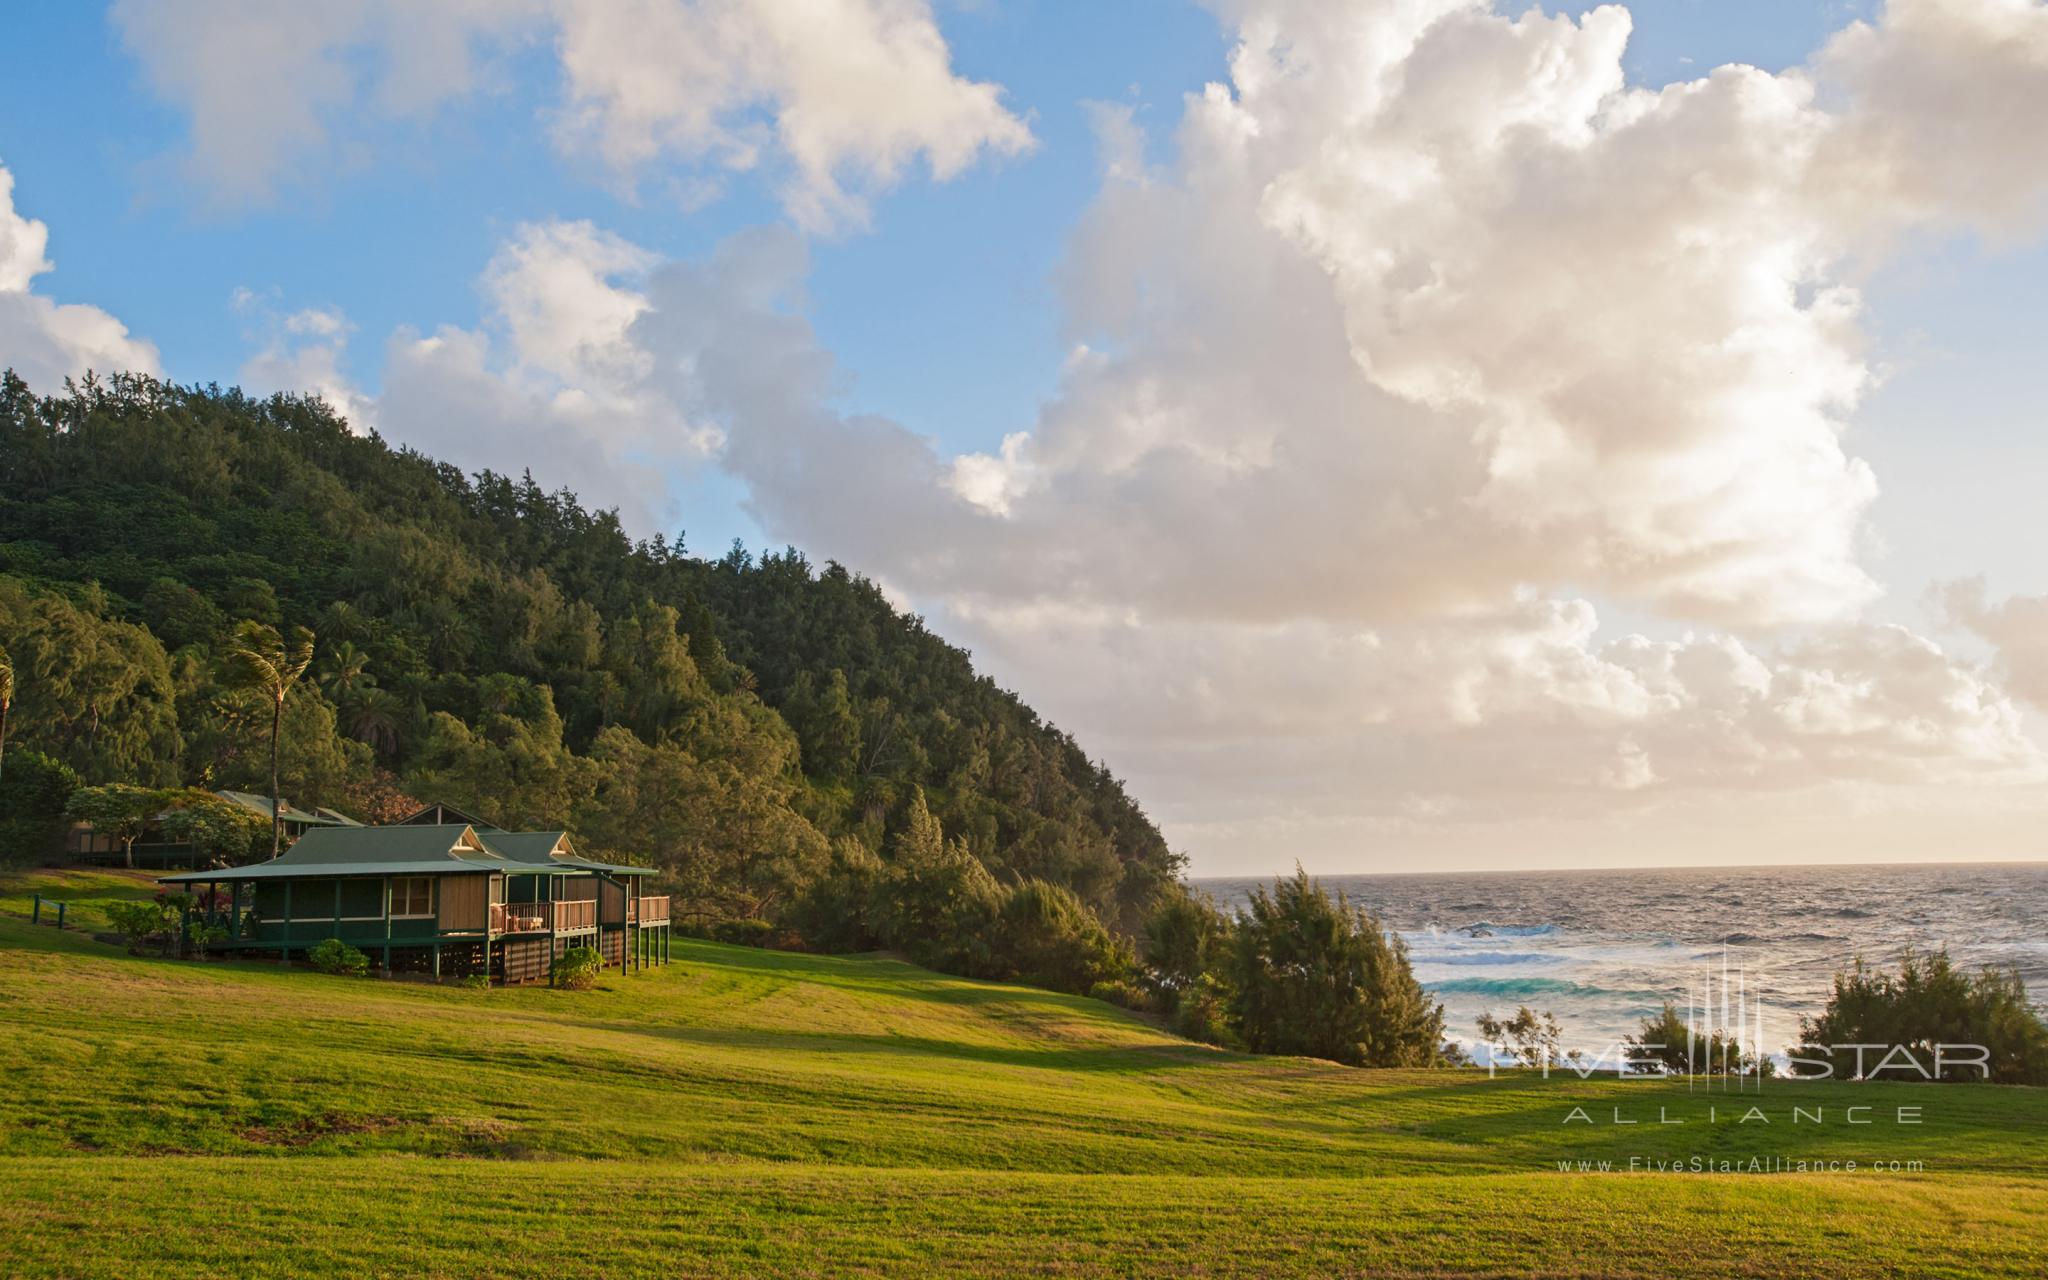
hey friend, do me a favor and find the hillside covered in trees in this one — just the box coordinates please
[0,371,1179,954]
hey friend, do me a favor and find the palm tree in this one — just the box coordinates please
[318,641,373,703]
[0,644,13,785]
[347,686,402,759]
[224,620,315,857]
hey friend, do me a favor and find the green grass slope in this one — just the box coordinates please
[2,869,2044,1278]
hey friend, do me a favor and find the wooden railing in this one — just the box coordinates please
[488,899,598,934]
[636,896,670,924]
[555,898,596,932]
[492,901,545,934]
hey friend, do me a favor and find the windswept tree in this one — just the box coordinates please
[0,643,13,784]
[1793,950,2048,1085]
[874,787,1004,976]
[223,621,314,857]
[1626,1003,1762,1078]
[0,579,180,784]
[1476,1006,1567,1067]
[1226,869,1447,1068]
[1141,886,1231,1003]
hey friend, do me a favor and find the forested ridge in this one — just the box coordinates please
[0,372,1178,947]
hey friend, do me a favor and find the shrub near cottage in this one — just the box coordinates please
[552,946,601,990]
[104,892,189,957]
[308,938,370,977]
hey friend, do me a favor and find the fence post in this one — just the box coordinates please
[56,901,68,929]
[31,894,41,926]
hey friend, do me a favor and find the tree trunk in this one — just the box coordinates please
[123,836,134,870]
[269,694,284,858]
[0,699,9,784]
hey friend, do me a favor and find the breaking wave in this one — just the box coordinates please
[1412,951,1567,967]
[1427,977,1657,1000]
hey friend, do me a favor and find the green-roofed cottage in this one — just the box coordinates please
[66,789,354,868]
[160,824,671,984]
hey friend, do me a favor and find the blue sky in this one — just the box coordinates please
[11,0,2021,602]
[4,0,1912,557]
[5,0,2047,872]
[4,0,1226,552]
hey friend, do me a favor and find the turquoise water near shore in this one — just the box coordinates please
[1198,862,2048,1058]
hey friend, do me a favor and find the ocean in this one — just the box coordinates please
[1196,862,2048,1060]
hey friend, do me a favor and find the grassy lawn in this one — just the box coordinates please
[0,864,163,934]
[2,868,2043,1277]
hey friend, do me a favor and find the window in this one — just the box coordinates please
[390,877,433,918]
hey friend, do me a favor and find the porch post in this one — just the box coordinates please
[383,876,393,973]
[281,879,292,963]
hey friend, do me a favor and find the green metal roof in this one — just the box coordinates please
[481,831,571,862]
[162,859,530,883]
[554,858,653,877]
[162,823,654,882]
[272,824,499,866]
[163,825,522,883]
[480,830,655,878]
[215,791,349,826]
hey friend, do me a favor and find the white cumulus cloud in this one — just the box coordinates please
[0,164,160,391]
[1939,578,2048,711]
[549,0,1033,230]
[233,291,379,432]
[376,219,722,527]
[563,0,2045,864]
[109,0,1031,229]
[197,1,2048,868]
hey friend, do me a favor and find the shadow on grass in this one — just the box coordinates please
[588,1019,1231,1077]
[667,940,1125,1012]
